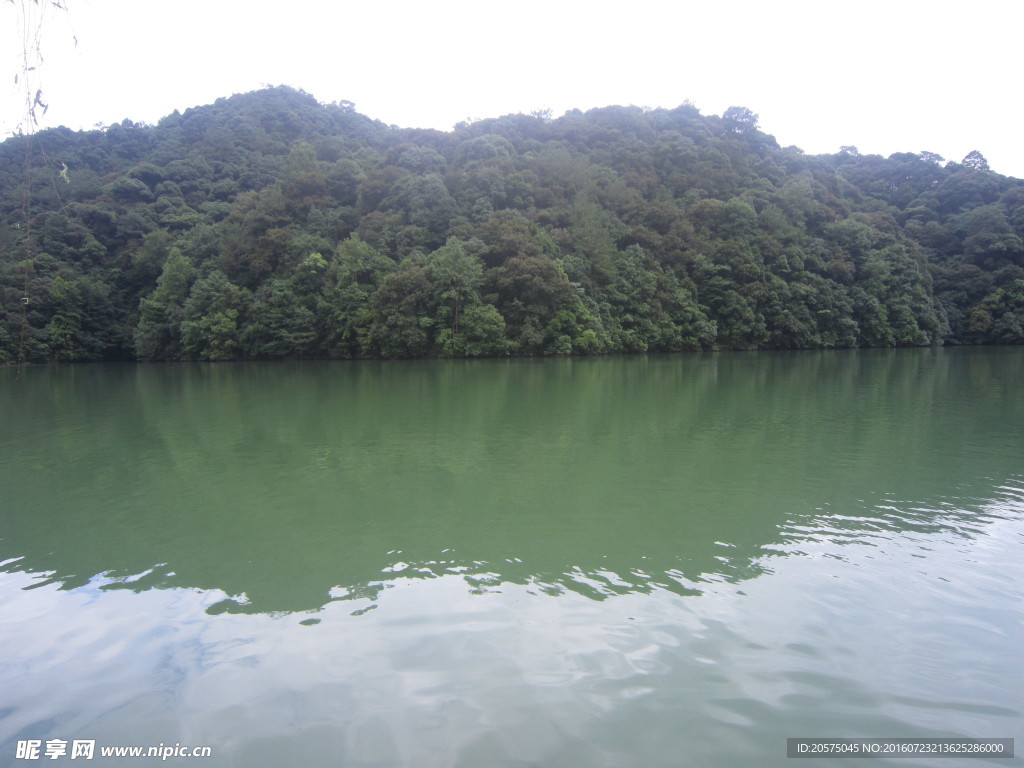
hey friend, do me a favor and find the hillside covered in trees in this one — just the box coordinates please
[2,86,1022,362]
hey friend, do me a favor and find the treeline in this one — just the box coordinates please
[1,87,1022,362]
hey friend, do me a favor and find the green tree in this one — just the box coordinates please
[244,279,318,358]
[319,236,393,357]
[439,304,509,357]
[722,106,759,134]
[134,249,197,359]
[961,150,990,172]
[491,255,575,353]
[424,237,483,340]
[180,270,249,360]
[367,263,435,358]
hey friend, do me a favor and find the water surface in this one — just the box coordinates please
[1,349,1022,766]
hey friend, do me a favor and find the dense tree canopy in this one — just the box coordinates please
[2,86,1022,362]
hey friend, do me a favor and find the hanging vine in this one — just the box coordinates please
[6,0,75,362]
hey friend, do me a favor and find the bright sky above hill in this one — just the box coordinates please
[3,0,1022,177]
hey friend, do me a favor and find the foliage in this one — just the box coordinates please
[2,85,1022,362]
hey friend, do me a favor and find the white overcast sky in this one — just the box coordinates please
[3,0,1023,178]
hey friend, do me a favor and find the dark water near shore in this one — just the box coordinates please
[1,348,1022,767]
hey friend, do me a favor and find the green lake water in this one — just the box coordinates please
[1,348,1022,767]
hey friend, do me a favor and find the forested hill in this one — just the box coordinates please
[2,86,1022,362]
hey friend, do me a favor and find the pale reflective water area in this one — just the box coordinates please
[1,349,1022,767]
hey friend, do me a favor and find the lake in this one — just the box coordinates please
[1,348,1022,767]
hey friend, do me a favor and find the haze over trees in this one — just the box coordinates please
[1,86,1022,362]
